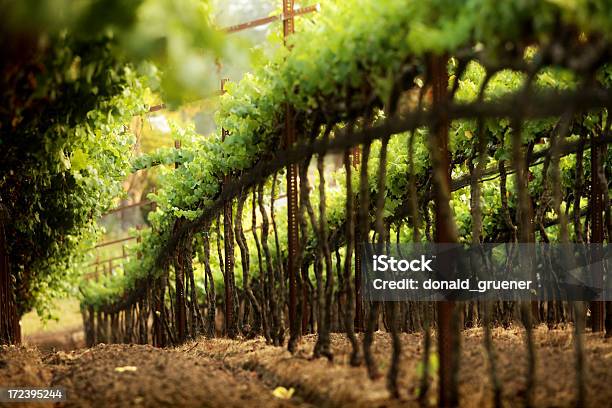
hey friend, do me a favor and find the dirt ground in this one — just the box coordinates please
[1,325,611,407]
[1,343,311,408]
[23,326,85,353]
[182,326,612,408]
[0,346,53,408]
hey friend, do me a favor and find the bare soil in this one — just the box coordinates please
[24,326,84,353]
[182,326,612,407]
[0,346,53,408]
[1,325,611,407]
[2,344,310,408]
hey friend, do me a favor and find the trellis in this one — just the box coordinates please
[81,6,612,408]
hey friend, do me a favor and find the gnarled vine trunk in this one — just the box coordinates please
[0,204,19,345]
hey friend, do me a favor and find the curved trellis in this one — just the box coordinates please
[81,7,612,407]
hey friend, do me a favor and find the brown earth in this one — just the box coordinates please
[23,326,85,353]
[1,344,311,408]
[48,344,311,408]
[181,326,612,407]
[1,325,611,407]
[0,346,53,408]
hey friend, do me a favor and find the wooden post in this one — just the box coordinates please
[174,139,187,342]
[221,78,237,338]
[284,0,301,347]
[590,135,605,332]
[88,305,96,345]
[352,148,363,331]
[430,55,459,408]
